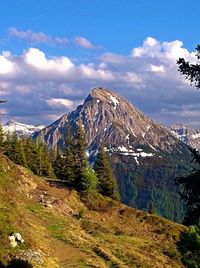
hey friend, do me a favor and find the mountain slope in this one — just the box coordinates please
[0,153,186,267]
[3,120,45,136]
[38,87,191,222]
[170,123,200,151]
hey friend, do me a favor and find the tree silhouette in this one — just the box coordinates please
[177,45,200,89]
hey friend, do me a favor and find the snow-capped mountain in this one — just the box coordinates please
[170,124,200,151]
[3,120,45,136]
[36,87,192,221]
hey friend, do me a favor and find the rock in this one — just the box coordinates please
[14,233,22,241]
[45,203,53,208]
[9,235,16,242]
[19,249,44,264]
[10,241,18,248]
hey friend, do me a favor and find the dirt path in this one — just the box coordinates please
[49,238,89,267]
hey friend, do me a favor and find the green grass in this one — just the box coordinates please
[47,223,66,240]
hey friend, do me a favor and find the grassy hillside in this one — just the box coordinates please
[0,154,186,267]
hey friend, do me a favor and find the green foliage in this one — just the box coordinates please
[115,151,189,222]
[53,149,65,180]
[73,119,93,192]
[63,126,76,185]
[176,148,200,225]
[177,223,200,268]
[94,145,116,199]
[3,131,55,178]
[177,44,200,90]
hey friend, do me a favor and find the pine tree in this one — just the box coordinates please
[35,136,55,177]
[7,131,19,164]
[62,126,76,186]
[54,148,65,179]
[94,145,116,198]
[176,148,200,225]
[24,136,37,171]
[4,131,11,156]
[17,136,27,166]
[74,119,92,192]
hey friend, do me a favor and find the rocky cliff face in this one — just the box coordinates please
[37,87,191,221]
[170,124,200,151]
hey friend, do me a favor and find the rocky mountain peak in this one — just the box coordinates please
[38,87,185,158]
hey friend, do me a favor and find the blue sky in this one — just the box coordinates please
[0,0,200,127]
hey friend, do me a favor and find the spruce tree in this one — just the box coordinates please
[7,131,20,164]
[35,136,55,177]
[176,148,200,225]
[4,131,11,156]
[94,145,116,198]
[62,126,76,186]
[74,119,92,192]
[24,136,37,171]
[17,136,27,166]
[54,148,65,180]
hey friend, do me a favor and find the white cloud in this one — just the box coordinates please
[74,36,95,49]
[150,64,165,73]
[0,38,199,128]
[24,48,74,72]
[79,64,114,80]
[46,98,74,109]
[8,27,68,46]
[0,52,14,74]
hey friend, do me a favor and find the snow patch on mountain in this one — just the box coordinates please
[170,124,200,151]
[107,93,119,109]
[3,120,45,136]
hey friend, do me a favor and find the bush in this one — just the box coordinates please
[177,223,200,268]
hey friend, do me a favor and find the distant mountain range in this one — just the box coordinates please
[170,124,200,151]
[3,120,45,136]
[35,87,194,222]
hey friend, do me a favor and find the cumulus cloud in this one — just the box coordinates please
[24,48,74,72]
[0,51,14,74]
[8,27,68,46]
[0,37,200,128]
[74,36,95,49]
[46,98,74,109]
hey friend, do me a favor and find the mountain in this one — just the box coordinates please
[0,153,186,267]
[3,120,45,136]
[170,123,200,151]
[37,87,192,222]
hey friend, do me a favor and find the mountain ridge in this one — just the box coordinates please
[3,120,45,137]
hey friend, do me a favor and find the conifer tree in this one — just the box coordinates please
[7,131,20,164]
[4,131,11,156]
[17,136,27,166]
[62,125,76,186]
[35,136,55,177]
[176,148,200,225]
[74,119,92,192]
[24,136,37,171]
[94,145,116,198]
[54,148,65,179]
